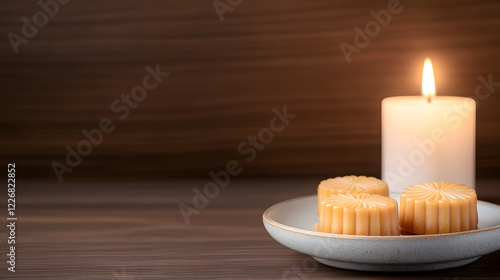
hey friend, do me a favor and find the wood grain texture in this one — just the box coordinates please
[1,0,500,181]
[1,179,499,279]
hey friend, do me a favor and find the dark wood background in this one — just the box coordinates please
[1,0,500,182]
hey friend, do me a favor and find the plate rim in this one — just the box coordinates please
[263,194,500,240]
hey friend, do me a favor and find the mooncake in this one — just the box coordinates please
[400,181,478,234]
[318,175,389,212]
[318,193,399,236]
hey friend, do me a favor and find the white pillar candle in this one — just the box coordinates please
[381,59,476,193]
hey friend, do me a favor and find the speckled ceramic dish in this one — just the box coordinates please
[263,194,500,272]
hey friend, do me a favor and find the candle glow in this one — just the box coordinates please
[422,58,436,102]
[382,58,475,193]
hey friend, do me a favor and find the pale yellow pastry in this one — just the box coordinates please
[318,193,399,236]
[400,182,478,235]
[318,176,389,213]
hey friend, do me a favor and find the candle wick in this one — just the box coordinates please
[427,96,431,103]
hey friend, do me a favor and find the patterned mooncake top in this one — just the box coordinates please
[319,175,388,196]
[402,181,476,202]
[320,193,397,209]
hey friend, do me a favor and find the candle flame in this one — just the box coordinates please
[422,58,435,102]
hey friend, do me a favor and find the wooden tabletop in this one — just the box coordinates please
[2,179,500,279]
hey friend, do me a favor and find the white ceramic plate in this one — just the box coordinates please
[263,194,500,272]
